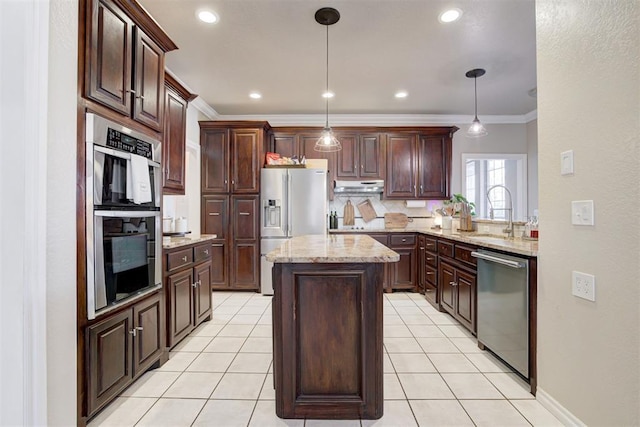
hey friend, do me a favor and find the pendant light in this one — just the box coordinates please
[314,7,341,152]
[465,68,488,138]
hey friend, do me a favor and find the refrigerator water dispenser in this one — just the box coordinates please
[264,199,282,228]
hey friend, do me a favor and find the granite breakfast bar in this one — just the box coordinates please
[266,234,399,420]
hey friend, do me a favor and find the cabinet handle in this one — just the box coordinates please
[426,272,434,275]
[420,246,425,250]
[182,256,188,262]
[192,282,198,288]
[198,280,202,287]
[127,89,136,94]
[401,238,406,242]
[231,180,235,185]
[137,95,145,100]
[361,164,364,169]
[136,326,144,331]
[204,249,209,255]
[413,185,416,191]
[426,257,434,261]
[239,212,250,216]
[449,281,458,287]
[425,288,433,292]
[224,180,228,185]
[420,185,423,192]
[209,212,220,216]
[129,329,137,337]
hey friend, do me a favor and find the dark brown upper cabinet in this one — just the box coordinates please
[335,132,384,180]
[385,127,457,200]
[162,74,196,195]
[85,0,177,131]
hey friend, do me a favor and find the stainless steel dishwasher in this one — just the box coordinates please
[472,249,529,378]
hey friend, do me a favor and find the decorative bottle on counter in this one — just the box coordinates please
[329,211,338,229]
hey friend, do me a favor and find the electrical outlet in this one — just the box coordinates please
[572,271,595,301]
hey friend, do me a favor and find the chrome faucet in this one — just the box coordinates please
[486,185,514,237]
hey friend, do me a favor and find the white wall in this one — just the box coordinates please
[526,119,538,215]
[47,0,78,424]
[536,1,639,425]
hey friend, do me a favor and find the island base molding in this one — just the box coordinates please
[272,262,384,420]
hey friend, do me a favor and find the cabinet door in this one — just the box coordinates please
[132,28,164,130]
[210,242,228,290]
[162,86,188,194]
[359,134,384,179]
[202,195,228,238]
[455,268,476,332]
[231,242,259,290]
[231,129,261,193]
[335,133,358,178]
[132,293,163,376]
[87,0,133,116]
[439,260,456,314]
[389,247,416,290]
[194,260,213,325]
[417,134,449,199]
[201,129,229,193]
[167,269,195,347]
[385,134,416,199]
[271,132,298,159]
[87,309,133,415]
[232,195,259,241]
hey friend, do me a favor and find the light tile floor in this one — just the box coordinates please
[89,292,563,427]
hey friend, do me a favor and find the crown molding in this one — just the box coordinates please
[212,112,538,127]
[191,97,220,120]
[524,109,538,123]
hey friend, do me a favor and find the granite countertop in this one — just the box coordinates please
[162,234,217,250]
[265,234,400,264]
[329,228,538,257]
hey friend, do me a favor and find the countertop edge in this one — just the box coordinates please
[162,234,218,250]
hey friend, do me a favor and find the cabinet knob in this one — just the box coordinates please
[449,281,458,287]
[426,257,434,261]
[192,282,198,288]
[402,239,406,242]
[420,246,425,250]
[427,271,434,275]
[182,256,188,262]
[224,180,228,185]
[204,249,209,255]
[129,329,137,337]
[420,185,423,192]
[231,180,235,185]
[136,326,144,331]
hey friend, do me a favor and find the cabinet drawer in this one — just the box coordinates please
[167,248,193,272]
[424,264,437,286]
[390,234,416,247]
[438,241,454,258]
[194,244,212,263]
[454,245,477,267]
[367,233,389,246]
[425,252,438,268]
[424,237,437,252]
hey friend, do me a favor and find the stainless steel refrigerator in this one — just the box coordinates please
[260,168,327,295]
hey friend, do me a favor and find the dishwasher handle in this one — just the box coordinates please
[471,251,525,269]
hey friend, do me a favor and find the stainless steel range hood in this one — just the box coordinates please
[334,179,384,194]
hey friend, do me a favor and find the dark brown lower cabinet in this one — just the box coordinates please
[388,234,417,291]
[273,262,384,419]
[87,291,164,417]
[164,242,214,348]
[438,258,476,332]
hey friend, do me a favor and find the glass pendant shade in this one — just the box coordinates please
[467,116,488,137]
[465,68,488,139]
[314,127,342,152]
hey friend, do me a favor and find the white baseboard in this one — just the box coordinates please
[537,387,586,427]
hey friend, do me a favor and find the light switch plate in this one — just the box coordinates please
[571,200,594,225]
[561,150,574,175]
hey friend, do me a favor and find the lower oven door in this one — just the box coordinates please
[87,210,161,320]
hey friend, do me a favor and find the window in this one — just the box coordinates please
[462,154,527,221]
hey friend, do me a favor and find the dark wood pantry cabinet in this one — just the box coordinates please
[83,0,177,131]
[200,121,270,291]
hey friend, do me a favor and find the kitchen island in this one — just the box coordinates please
[266,234,399,420]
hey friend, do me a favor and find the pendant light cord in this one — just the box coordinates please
[474,76,478,120]
[325,24,329,129]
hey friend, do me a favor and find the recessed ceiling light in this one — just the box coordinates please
[249,92,262,99]
[438,8,462,23]
[198,10,219,24]
[395,91,408,98]
[322,91,334,99]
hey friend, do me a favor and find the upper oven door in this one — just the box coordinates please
[92,146,161,209]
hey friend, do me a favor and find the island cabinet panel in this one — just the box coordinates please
[273,263,384,420]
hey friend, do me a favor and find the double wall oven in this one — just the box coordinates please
[85,113,162,320]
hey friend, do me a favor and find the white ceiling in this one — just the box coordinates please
[139,0,537,120]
